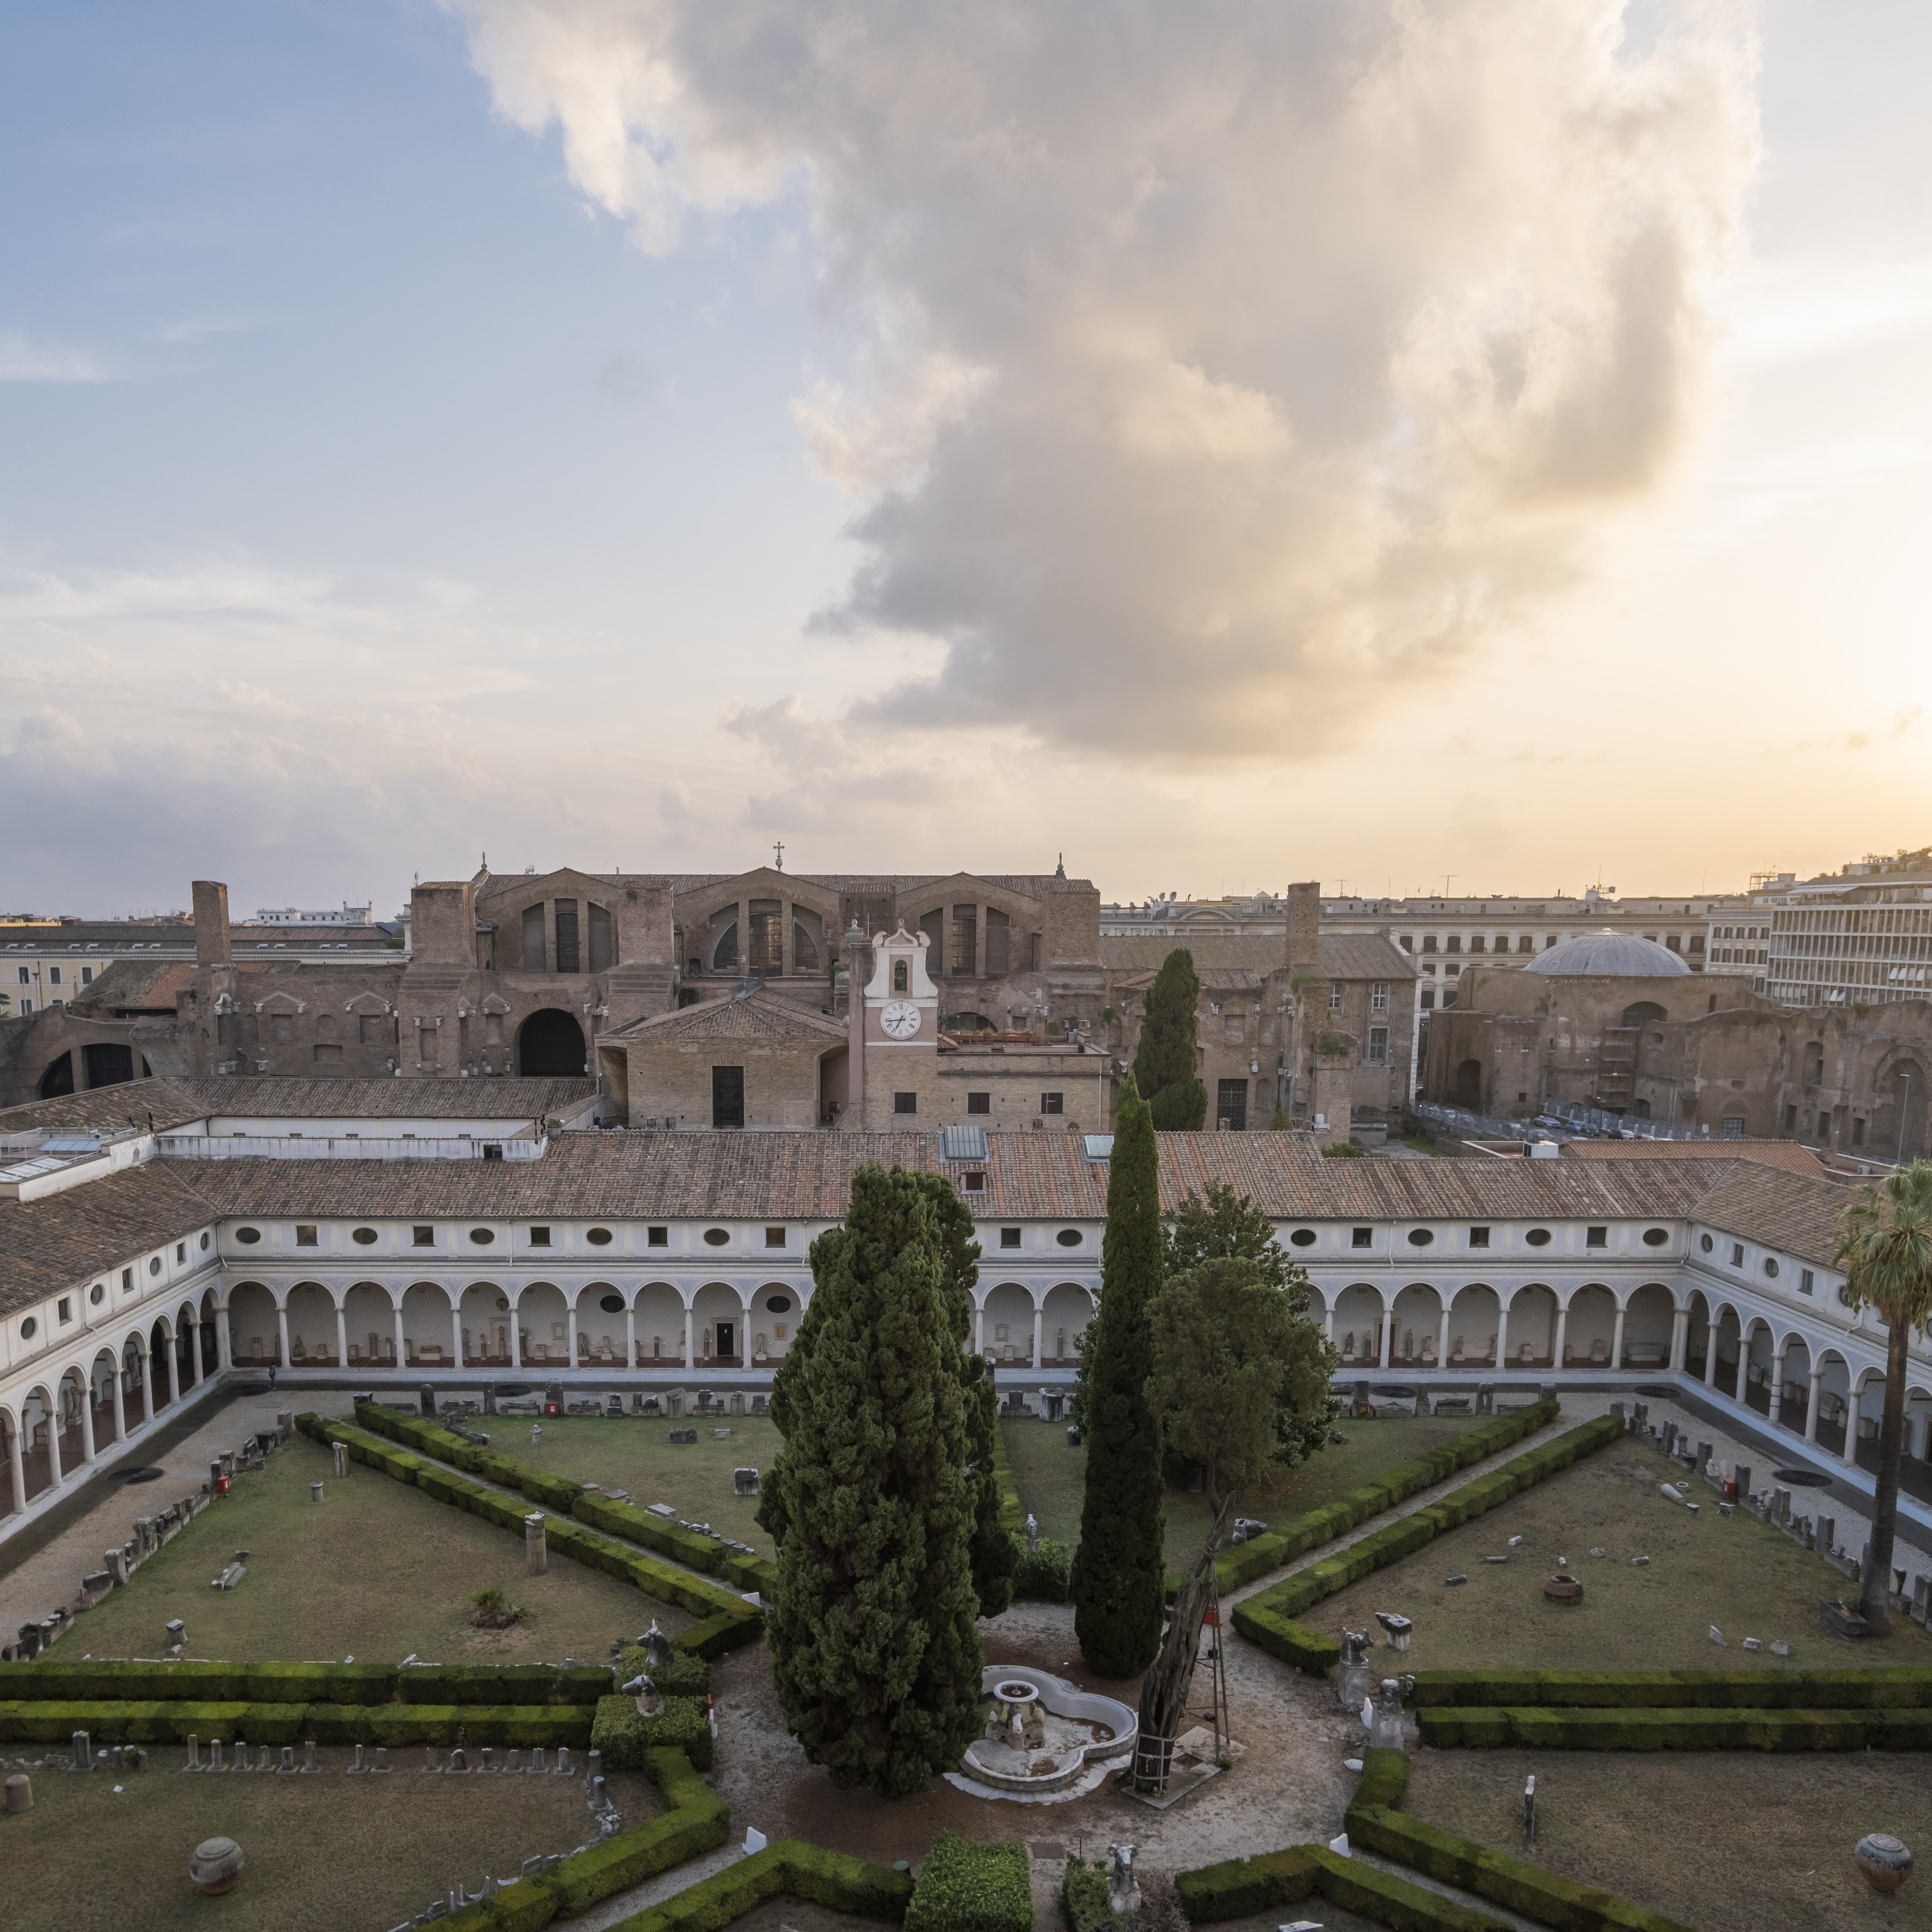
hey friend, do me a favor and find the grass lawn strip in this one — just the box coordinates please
[1314,1438,1932,1676]
[301,1415,764,1659]
[53,1428,663,1667]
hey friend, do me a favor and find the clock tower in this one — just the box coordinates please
[860,922,939,1119]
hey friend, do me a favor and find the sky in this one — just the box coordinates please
[1,0,1927,919]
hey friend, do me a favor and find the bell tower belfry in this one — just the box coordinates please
[860,922,938,1119]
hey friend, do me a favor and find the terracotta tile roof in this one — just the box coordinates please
[174,1077,596,1119]
[1684,1163,1850,1269]
[0,1077,209,1138]
[1315,934,1417,982]
[609,994,847,1044]
[1098,935,1415,982]
[0,1162,219,1313]
[1563,1139,1831,1179]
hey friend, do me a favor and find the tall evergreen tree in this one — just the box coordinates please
[911,1170,1015,1620]
[1133,949,1207,1129]
[1071,1076,1166,1677]
[756,1165,983,1793]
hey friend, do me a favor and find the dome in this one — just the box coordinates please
[1524,930,1691,977]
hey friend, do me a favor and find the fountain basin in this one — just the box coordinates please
[961,1666,1137,1796]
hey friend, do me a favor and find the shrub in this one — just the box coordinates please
[1010,1532,1072,1603]
[535,1747,729,1917]
[905,1834,1031,1932]
[1063,1856,1126,1932]
[615,1646,711,1700]
[590,1694,713,1771]
[471,1587,522,1629]
[1408,1668,1932,1711]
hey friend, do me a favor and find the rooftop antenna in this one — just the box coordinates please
[1442,874,1457,896]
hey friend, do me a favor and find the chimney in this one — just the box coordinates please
[191,881,232,966]
[1286,881,1321,974]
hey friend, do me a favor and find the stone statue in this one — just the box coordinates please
[1369,1678,1406,1751]
[1024,1513,1039,1553]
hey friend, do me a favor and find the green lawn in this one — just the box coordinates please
[0,1747,658,1932]
[1406,1749,1932,1932]
[1317,1438,1931,1672]
[71,1431,679,1665]
[1002,1412,1490,1572]
[492,1414,783,1561]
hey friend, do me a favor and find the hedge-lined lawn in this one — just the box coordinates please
[1001,1412,1488,1573]
[485,1415,783,1561]
[0,1748,656,1932]
[70,1432,680,1665]
[1407,1748,1932,1932]
[1317,1439,1930,1672]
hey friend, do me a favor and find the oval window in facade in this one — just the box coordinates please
[586,1227,614,1246]
[598,1293,625,1314]
[235,1227,262,1245]
[1524,1228,1552,1248]
[703,1229,731,1247]
[1407,1229,1434,1247]
[353,1228,379,1245]
[1289,1228,1317,1247]
[1700,1233,1714,1253]
[149,1256,163,1274]
[90,1283,105,1305]
[1642,1227,1669,1247]
[767,1295,793,1314]
[1764,1258,1780,1278]
[1057,1229,1083,1247]
[469,1228,495,1246]
[200,1232,211,1251]
[21,1317,36,1339]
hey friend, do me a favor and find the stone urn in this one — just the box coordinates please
[1855,1834,1912,1893]
[1543,1574,1584,1606]
[189,1836,245,1896]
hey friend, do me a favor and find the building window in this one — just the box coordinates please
[961,1170,985,1193]
[1642,1227,1669,1247]
[528,1226,552,1247]
[967,1092,991,1115]
[1366,1028,1387,1066]
[1351,1226,1372,1249]
[295,1225,318,1247]
[176,1243,186,1262]
[1721,1116,1744,1138]
[764,1227,786,1248]
[469,1228,495,1245]
[1799,1268,1814,1296]
[1469,1226,1490,1248]
[1586,1226,1607,1249]
[703,1228,731,1247]
[895,1091,918,1114]
[18,998,29,1014]
[1420,990,1435,1010]
[81,965,93,982]
[57,1296,72,1323]
[1290,1228,1317,1247]
[648,1225,669,1247]
[713,1064,746,1130]
[1731,1242,1744,1267]
[1371,982,1388,1010]
[48,966,60,985]
[1764,1257,1780,1278]
[1525,1228,1552,1247]
[1040,1091,1064,1114]
[122,1268,134,1290]
[15,966,27,983]
[1215,1079,1248,1129]
[1468,936,1484,954]
[1517,936,1535,953]
[1407,1228,1434,1247]
[893,960,908,992]
[1398,935,1413,951]
[1000,1228,1022,1249]
[585,1226,614,1246]
[1056,1229,1083,1247]
[1422,936,1437,954]
[412,1226,434,1247]
[1446,935,1462,954]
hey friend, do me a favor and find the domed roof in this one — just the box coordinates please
[1524,930,1691,977]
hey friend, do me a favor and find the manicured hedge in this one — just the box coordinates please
[1062,1856,1124,1932]
[616,1645,711,1700]
[590,1693,713,1771]
[1012,1534,1072,1604]
[903,1834,1031,1932]
[1175,1841,1509,1930]
[1409,1668,1932,1710]
[1415,1705,1932,1752]
[1343,1746,1697,1932]
[1233,1414,1621,1677]
[0,1698,596,1747]
[1214,1398,1562,1594]
[299,1416,763,1657]
[613,1838,913,1930]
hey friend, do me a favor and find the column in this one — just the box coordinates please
[451,1298,464,1368]
[974,1302,985,1355]
[78,1386,96,1465]
[1494,1303,1509,1370]
[7,1425,23,1516]
[510,1300,523,1370]
[276,1306,291,1372]
[780,899,792,977]
[189,1318,205,1387]
[165,1330,181,1407]
[111,1365,126,1444]
[1032,1304,1044,1369]
[737,898,750,975]
[1379,1304,1394,1370]
[1805,1369,1822,1444]
[393,1300,407,1371]
[1768,1349,1785,1427]
[976,903,989,980]
[1841,1383,1862,1469]
[1703,1314,1719,1386]
[681,1302,693,1369]
[1610,1306,1626,1372]
[1437,1307,1450,1368]
[333,1304,349,1370]
[215,1307,231,1371]
[46,1411,62,1489]
[1325,1305,1336,1348]
[567,1297,580,1367]
[1553,1307,1568,1371]
[625,1304,637,1369]
[1669,1306,1689,1372]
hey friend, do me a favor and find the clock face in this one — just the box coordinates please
[880,999,922,1040]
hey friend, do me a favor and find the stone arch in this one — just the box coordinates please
[120,1330,150,1420]
[1708,1301,1744,1398]
[634,1282,686,1366]
[461,1282,512,1368]
[746,1282,801,1365]
[1505,1284,1557,1370]
[55,1366,89,1474]
[343,1281,398,1369]
[1905,1382,1932,1464]
[515,1008,586,1077]
[1452,1058,1483,1110]
[401,1282,456,1368]
[1684,1289,1715,1382]
[691,1282,746,1366]
[1389,1283,1443,1367]
[573,1282,629,1366]
[148,1316,175,1409]
[1042,1282,1095,1366]
[88,1346,120,1451]
[1620,1282,1677,1369]
[283,1282,338,1367]
[197,1285,222,1373]
[1331,1282,1388,1368]
[38,1051,75,1099]
[0,1405,17,1517]
[1621,1000,1668,1028]
[980,1281,1037,1364]
[175,1300,202,1387]
[227,1282,280,1367]
[1739,1315,1778,1416]
[514,1282,570,1367]
[18,1387,57,1501]
[1870,1055,1927,1163]
[1446,1284,1500,1368]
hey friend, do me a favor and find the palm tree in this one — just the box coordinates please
[1835,1159,1932,1633]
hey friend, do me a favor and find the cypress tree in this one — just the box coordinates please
[1134,948,1207,1129]
[1071,1075,1166,1677]
[912,1170,1015,1620]
[756,1165,984,1795]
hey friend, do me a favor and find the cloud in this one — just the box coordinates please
[447,0,1760,762]
[0,332,115,382]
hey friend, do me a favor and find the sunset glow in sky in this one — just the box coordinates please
[1,1,1927,916]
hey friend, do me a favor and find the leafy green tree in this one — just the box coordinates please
[911,1169,1014,1619]
[755,1164,983,1792]
[1135,1255,1315,1784]
[1836,1160,1932,1634]
[1164,1183,1338,1463]
[1071,1076,1166,1677]
[1133,949,1207,1129]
